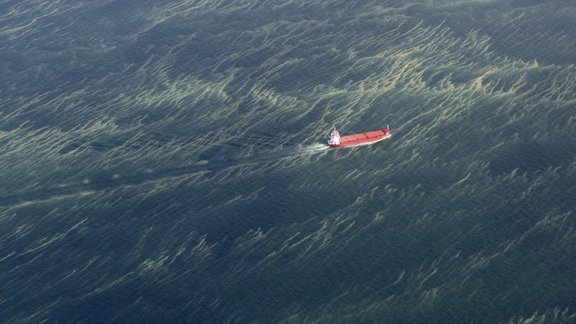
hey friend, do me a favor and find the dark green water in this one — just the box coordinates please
[1,0,576,323]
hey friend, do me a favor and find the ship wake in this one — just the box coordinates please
[0,141,329,208]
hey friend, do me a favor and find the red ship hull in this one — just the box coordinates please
[328,128,391,148]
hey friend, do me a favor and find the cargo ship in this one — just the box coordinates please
[327,126,391,148]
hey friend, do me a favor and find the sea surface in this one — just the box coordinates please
[1,0,576,323]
